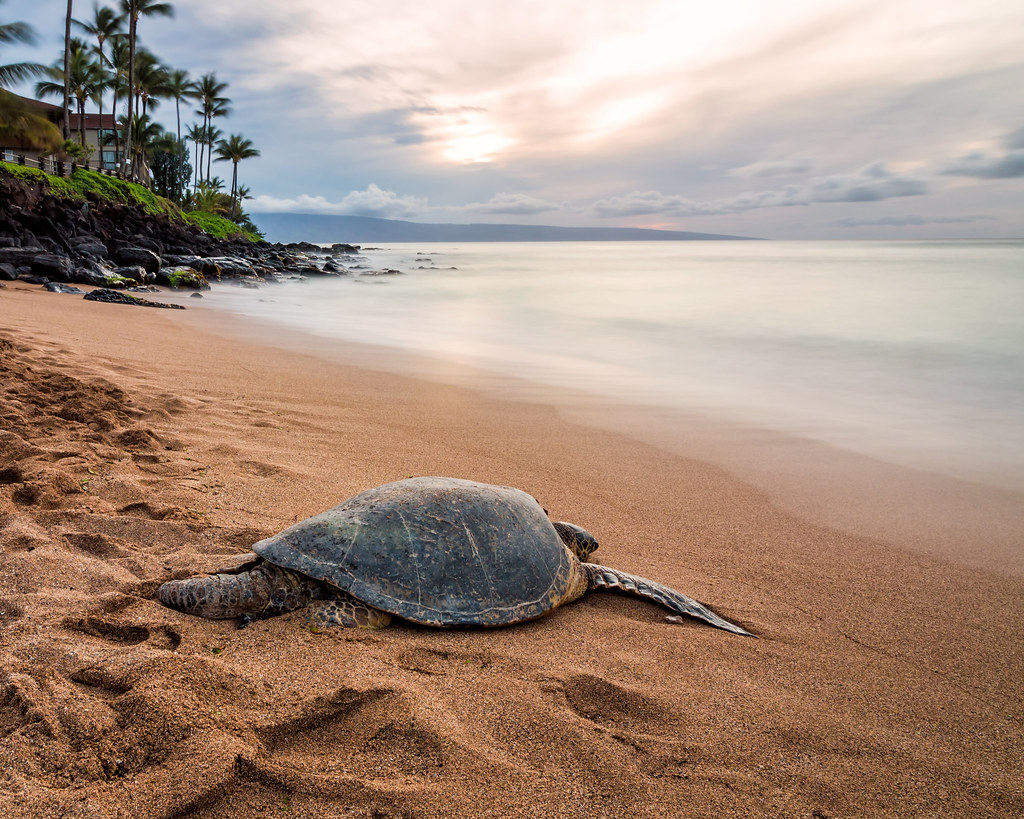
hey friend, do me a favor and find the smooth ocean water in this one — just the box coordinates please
[207,240,1024,490]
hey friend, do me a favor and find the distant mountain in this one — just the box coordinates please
[252,212,757,243]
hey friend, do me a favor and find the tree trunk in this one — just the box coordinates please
[97,89,104,168]
[63,0,73,140]
[125,14,137,176]
[198,118,206,184]
[112,86,120,168]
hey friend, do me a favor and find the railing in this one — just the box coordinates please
[0,149,120,178]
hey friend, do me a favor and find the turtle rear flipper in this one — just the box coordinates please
[306,593,392,630]
[158,564,318,619]
[583,564,755,637]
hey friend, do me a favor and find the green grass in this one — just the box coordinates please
[0,161,262,243]
[0,160,77,197]
[66,169,177,217]
[182,210,262,243]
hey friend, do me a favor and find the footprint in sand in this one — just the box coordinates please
[239,686,449,799]
[64,615,182,651]
[559,673,671,731]
[63,532,130,559]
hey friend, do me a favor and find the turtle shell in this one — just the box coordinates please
[252,477,575,626]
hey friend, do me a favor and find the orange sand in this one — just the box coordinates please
[1,281,1022,818]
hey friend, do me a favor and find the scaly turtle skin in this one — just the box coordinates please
[157,477,753,636]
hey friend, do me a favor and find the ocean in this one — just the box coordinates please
[205,240,1024,493]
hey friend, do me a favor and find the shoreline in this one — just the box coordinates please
[144,278,1024,579]
[2,282,1023,817]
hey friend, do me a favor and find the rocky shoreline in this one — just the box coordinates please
[0,173,359,302]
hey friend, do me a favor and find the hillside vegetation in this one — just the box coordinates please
[0,161,262,244]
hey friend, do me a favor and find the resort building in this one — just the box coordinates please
[1,93,119,173]
[68,111,119,171]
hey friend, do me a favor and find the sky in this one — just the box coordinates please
[5,0,1023,238]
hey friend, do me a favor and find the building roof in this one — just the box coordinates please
[10,93,63,116]
[69,112,117,131]
[3,95,115,131]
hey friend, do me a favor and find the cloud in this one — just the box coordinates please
[249,185,427,218]
[727,156,814,178]
[592,163,928,218]
[1006,126,1024,151]
[797,162,928,203]
[590,191,725,218]
[833,215,997,227]
[940,125,1024,179]
[460,193,561,215]
[337,107,441,147]
[942,151,1024,180]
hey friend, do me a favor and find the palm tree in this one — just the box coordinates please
[119,0,173,176]
[0,0,47,87]
[193,72,228,182]
[131,48,169,116]
[191,179,230,214]
[165,68,195,143]
[74,5,123,66]
[201,123,223,185]
[106,34,129,166]
[118,110,167,177]
[74,3,124,153]
[36,44,104,150]
[204,106,227,182]
[214,133,259,218]
[184,120,203,191]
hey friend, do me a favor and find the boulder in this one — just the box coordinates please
[71,238,110,259]
[190,256,255,278]
[0,247,46,267]
[112,246,161,273]
[44,282,86,294]
[126,235,161,252]
[30,253,73,281]
[156,266,210,290]
[162,254,203,267]
[114,265,152,284]
[0,263,17,281]
[84,288,185,309]
[72,260,115,288]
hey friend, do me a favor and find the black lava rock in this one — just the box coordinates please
[44,282,86,294]
[112,246,161,273]
[83,288,186,309]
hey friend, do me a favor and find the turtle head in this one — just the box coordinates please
[552,521,599,562]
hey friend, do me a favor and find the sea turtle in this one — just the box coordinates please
[157,477,753,636]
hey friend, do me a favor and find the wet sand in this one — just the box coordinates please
[1,281,1022,818]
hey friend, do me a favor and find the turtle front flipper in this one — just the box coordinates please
[583,564,754,637]
[158,563,318,619]
[306,593,392,630]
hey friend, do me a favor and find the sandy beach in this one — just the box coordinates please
[1,281,1022,818]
